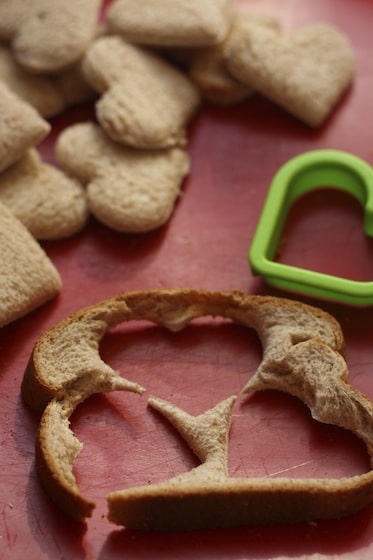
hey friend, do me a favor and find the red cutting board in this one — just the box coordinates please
[2,1,373,558]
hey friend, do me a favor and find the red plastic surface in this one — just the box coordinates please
[2,1,373,558]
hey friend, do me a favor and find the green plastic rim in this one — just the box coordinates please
[248,149,373,306]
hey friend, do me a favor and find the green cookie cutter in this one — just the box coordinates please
[249,149,373,306]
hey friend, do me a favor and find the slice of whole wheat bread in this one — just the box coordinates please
[21,289,373,528]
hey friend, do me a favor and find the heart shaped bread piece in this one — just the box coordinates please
[106,0,234,47]
[26,288,373,527]
[225,23,355,127]
[82,36,200,149]
[0,202,61,326]
[0,149,89,240]
[56,122,190,233]
[189,10,281,106]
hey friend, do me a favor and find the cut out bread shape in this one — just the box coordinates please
[0,149,89,240]
[110,377,373,530]
[245,338,373,457]
[82,36,200,149]
[106,0,234,47]
[0,82,50,173]
[0,0,101,74]
[22,289,373,527]
[0,202,61,327]
[224,23,355,127]
[189,11,281,106]
[0,43,65,118]
[56,122,190,233]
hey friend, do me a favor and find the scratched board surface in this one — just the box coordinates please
[2,0,373,558]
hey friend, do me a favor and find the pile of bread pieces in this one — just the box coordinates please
[0,0,356,327]
[2,0,370,533]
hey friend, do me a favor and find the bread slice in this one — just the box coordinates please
[82,36,200,149]
[224,22,355,127]
[22,289,344,411]
[22,289,373,528]
[55,122,190,234]
[0,202,61,326]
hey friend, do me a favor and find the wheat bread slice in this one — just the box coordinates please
[56,122,190,233]
[0,202,61,326]
[108,391,373,530]
[22,289,373,528]
[224,23,355,127]
[23,289,344,411]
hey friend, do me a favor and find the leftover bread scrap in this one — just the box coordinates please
[22,289,373,529]
[224,22,355,127]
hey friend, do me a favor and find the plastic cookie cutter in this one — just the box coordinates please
[249,149,373,306]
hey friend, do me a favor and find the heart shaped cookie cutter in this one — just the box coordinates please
[249,149,373,306]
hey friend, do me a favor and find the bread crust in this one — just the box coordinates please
[224,23,355,127]
[21,289,373,529]
[82,36,200,149]
[108,472,373,530]
[22,289,343,411]
[36,399,95,521]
